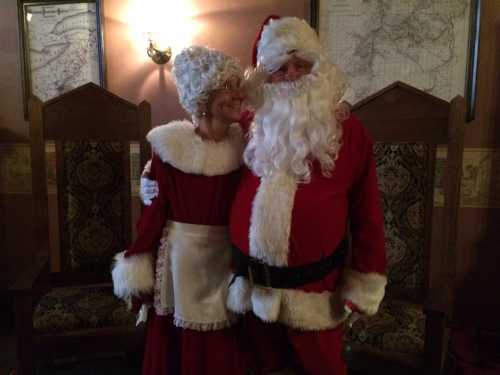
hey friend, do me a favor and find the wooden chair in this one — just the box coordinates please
[345,82,466,374]
[10,83,151,375]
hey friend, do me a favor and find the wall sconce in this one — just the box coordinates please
[146,35,172,64]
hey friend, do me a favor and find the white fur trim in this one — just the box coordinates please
[112,251,154,299]
[147,120,244,176]
[251,287,282,322]
[340,269,387,315]
[249,172,298,266]
[227,276,252,313]
[227,277,350,330]
[278,288,350,330]
[257,17,321,73]
[172,316,236,331]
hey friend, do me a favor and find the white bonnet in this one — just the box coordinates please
[173,46,243,115]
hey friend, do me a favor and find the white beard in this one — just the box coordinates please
[244,69,342,182]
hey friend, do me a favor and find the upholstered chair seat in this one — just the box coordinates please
[33,286,135,334]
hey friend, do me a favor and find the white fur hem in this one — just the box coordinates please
[227,277,350,331]
[172,316,236,331]
[227,276,252,313]
[112,251,154,299]
[146,121,244,176]
[249,172,298,266]
[340,269,387,315]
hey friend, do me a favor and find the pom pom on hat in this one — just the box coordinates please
[254,16,322,73]
[173,46,243,115]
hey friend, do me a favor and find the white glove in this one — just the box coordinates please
[344,301,362,328]
[347,312,362,328]
[140,177,159,206]
[139,159,159,205]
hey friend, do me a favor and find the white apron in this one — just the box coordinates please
[153,220,235,330]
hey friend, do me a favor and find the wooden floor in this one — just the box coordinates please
[0,333,371,375]
[0,334,15,375]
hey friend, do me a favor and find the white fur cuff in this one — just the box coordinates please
[340,269,387,315]
[227,276,350,330]
[227,276,252,313]
[112,251,154,299]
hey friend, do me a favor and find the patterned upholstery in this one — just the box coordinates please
[33,286,135,334]
[374,143,429,291]
[60,141,127,276]
[346,300,425,355]
[346,143,430,356]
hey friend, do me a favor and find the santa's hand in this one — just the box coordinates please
[141,159,152,177]
[139,159,159,205]
[347,312,362,328]
[335,101,351,123]
[140,177,158,206]
[344,299,362,328]
[241,66,269,109]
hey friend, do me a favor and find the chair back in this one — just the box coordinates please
[29,83,151,281]
[352,81,465,303]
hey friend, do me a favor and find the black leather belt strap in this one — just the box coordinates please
[231,237,348,289]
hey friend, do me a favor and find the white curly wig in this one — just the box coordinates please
[256,17,322,74]
[172,46,243,115]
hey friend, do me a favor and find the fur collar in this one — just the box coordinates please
[146,120,245,176]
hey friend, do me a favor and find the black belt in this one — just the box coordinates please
[231,237,348,289]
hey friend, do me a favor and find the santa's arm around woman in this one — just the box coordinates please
[112,154,168,302]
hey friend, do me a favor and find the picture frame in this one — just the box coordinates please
[310,0,482,123]
[464,0,481,122]
[17,0,105,119]
[308,0,319,31]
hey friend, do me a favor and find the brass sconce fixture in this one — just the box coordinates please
[147,37,172,64]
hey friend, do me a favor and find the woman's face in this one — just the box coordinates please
[208,75,243,124]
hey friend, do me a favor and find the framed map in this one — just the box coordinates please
[311,0,480,121]
[18,0,105,119]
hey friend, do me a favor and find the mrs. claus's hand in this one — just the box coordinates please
[334,101,351,123]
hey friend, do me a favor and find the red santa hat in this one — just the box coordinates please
[253,16,322,73]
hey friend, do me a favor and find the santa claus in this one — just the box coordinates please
[226,17,387,375]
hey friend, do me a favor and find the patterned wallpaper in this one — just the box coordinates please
[434,147,500,208]
[0,143,141,196]
[1,142,498,208]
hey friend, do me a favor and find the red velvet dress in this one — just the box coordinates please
[141,160,245,375]
[113,121,246,375]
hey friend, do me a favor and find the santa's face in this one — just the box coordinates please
[208,75,243,124]
[244,62,342,181]
[268,55,313,83]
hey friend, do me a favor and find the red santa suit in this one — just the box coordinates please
[224,16,387,374]
[112,120,246,375]
[227,114,387,374]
